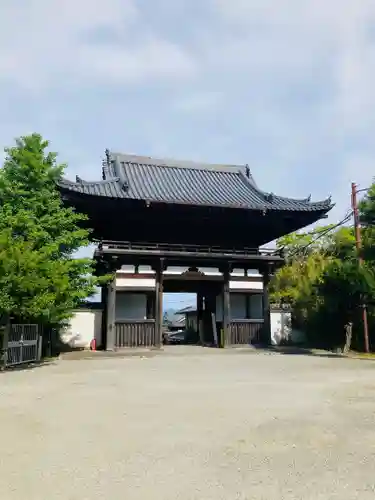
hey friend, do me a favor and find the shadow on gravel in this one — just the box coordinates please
[1,359,58,373]
[252,345,345,358]
[57,345,375,362]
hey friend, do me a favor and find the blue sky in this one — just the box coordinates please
[1,1,375,309]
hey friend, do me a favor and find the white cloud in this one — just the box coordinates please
[1,0,375,223]
[197,0,375,215]
[205,0,375,128]
[78,37,197,84]
[173,91,223,113]
[0,0,196,88]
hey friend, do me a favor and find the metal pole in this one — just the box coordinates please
[351,182,370,353]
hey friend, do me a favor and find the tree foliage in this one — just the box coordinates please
[270,202,375,351]
[0,133,105,324]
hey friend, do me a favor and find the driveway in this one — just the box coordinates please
[1,347,375,499]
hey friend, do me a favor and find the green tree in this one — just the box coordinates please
[271,227,335,309]
[359,184,375,262]
[0,133,105,324]
[270,221,375,351]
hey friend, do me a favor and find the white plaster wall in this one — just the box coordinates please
[116,277,155,289]
[164,266,189,275]
[139,265,154,273]
[60,309,102,349]
[115,275,263,292]
[270,311,306,345]
[115,293,147,320]
[271,311,289,345]
[229,280,263,291]
[117,266,262,276]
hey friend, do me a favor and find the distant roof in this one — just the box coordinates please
[165,313,185,328]
[175,305,197,315]
[59,151,333,213]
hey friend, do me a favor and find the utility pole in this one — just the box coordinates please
[351,182,370,353]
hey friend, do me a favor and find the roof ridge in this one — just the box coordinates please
[110,151,248,175]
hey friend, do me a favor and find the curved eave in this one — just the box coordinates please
[59,177,123,198]
[58,177,333,214]
[270,195,334,213]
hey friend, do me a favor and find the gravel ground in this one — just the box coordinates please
[1,347,375,499]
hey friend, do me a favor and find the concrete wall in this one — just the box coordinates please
[60,309,103,349]
[115,293,147,320]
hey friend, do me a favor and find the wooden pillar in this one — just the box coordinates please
[222,265,231,347]
[197,292,204,345]
[262,267,271,345]
[106,275,116,351]
[154,259,164,348]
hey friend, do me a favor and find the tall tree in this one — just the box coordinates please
[270,221,375,351]
[0,133,104,324]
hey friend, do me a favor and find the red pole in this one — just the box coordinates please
[351,182,370,353]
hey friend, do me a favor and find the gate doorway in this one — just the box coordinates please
[162,276,224,347]
[163,291,221,347]
[163,293,197,345]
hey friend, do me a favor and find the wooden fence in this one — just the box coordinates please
[230,319,263,345]
[115,320,157,348]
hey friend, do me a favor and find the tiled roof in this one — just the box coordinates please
[175,306,197,315]
[59,152,333,213]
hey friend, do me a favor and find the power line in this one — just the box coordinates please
[286,209,353,259]
[297,209,352,238]
[284,212,352,258]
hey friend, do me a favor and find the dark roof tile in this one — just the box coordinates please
[59,152,333,213]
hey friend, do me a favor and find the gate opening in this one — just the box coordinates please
[163,293,197,345]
